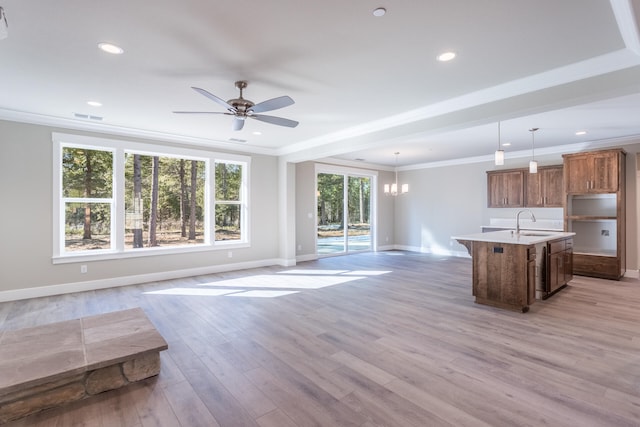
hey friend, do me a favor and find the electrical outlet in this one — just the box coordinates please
[80,265,87,274]
[227,251,233,258]
[601,229,610,237]
[297,244,302,251]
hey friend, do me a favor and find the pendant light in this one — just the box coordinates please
[494,121,504,165]
[384,152,409,196]
[529,127,539,174]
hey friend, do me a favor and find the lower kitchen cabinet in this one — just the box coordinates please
[542,237,573,299]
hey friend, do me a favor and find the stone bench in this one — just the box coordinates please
[0,307,168,423]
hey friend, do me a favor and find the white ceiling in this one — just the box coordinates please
[1,0,640,167]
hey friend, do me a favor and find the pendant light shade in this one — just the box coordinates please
[494,122,504,165]
[529,127,539,174]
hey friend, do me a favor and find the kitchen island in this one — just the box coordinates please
[452,230,575,312]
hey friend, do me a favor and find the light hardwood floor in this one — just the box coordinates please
[1,251,640,426]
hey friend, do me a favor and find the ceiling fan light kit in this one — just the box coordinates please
[174,80,299,131]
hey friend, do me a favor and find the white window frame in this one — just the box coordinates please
[52,133,250,264]
[315,164,378,255]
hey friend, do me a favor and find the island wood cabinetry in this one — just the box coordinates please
[471,241,536,312]
[543,236,573,298]
[525,166,564,207]
[563,149,625,280]
[453,231,575,312]
[487,170,524,207]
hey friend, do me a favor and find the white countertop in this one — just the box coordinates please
[452,230,575,245]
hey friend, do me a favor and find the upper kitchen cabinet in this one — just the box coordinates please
[563,149,621,193]
[487,170,524,208]
[525,166,563,207]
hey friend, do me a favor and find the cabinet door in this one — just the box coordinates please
[564,155,590,193]
[547,252,561,293]
[591,151,618,192]
[564,247,573,284]
[527,258,536,305]
[502,171,524,207]
[525,167,563,207]
[488,171,523,208]
[487,172,505,207]
[542,167,564,206]
[525,172,543,207]
[565,151,619,193]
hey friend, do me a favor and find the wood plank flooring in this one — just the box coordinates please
[1,251,639,426]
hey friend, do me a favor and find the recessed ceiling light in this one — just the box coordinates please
[575,130,587,136]
[98,42,124,55]
[437,51,456,62]
[252,131,262,136]
[373,7,386,17]
[87,101,102,107]
[502,142,511,147]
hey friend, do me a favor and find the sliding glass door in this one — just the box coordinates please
[317,172,372,255]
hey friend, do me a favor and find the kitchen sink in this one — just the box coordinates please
[518,231,556,237]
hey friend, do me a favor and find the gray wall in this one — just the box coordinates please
[0,120,281,294]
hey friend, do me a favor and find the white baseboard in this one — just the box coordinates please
[624,269,639,279]
[391,245,471,258]
[0,258,287,303]
[296,253,318,262]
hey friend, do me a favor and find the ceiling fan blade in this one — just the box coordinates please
[232,117,245,131]
[191,87,237,113]
[249,96,294,113]
[251,114,299,128]
[173,111,227,114]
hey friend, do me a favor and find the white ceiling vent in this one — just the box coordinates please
[74,113,103,121]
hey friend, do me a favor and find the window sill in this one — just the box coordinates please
[52,241,250,264]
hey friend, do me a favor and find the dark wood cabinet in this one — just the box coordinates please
[564,150,619,193]
[563,149,625,280]
[487,170,524,208]
[471,241,535,312]
[525,166,563,207]
[544,237,573,298]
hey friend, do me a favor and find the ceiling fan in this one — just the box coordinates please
[174,80,299,131]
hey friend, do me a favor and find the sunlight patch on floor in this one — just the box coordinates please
[278,269,349,275]
[144,269,392,298]
[198,274,362,290]
[228,290,299,298]
[145,288,242,296]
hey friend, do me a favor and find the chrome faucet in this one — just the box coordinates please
[516,209,536,234]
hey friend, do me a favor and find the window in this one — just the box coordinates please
[315,165,377,255]
[215,162,244,241]
[53,133,250,262]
